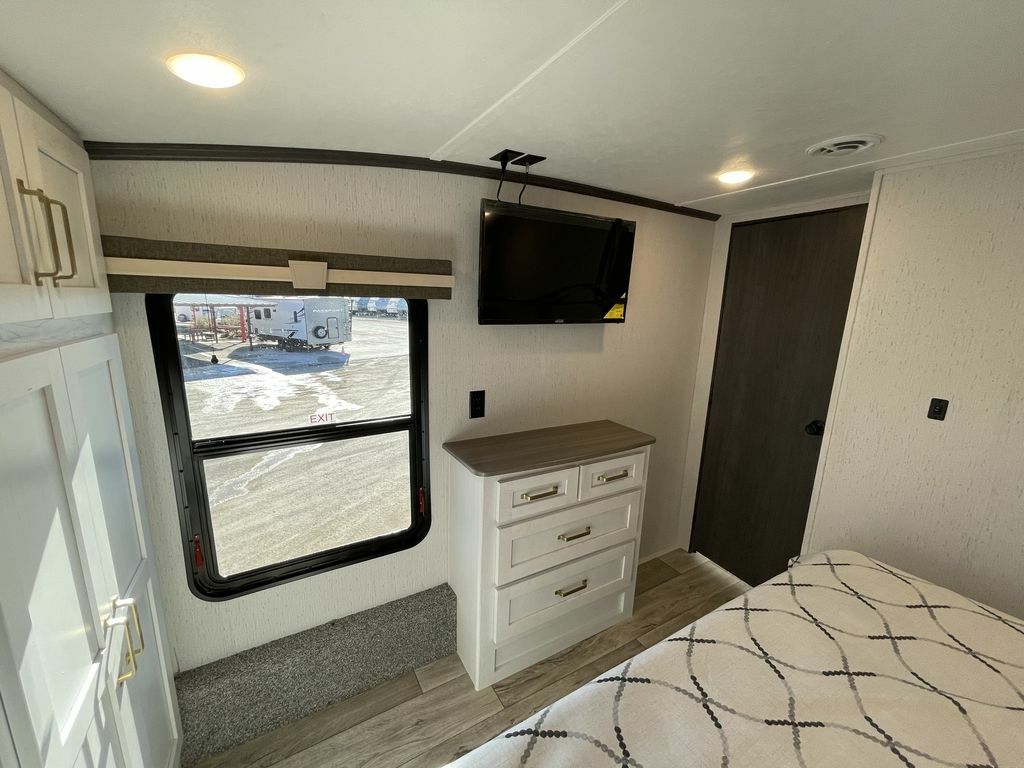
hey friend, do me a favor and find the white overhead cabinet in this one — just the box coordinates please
[0,80,109,325]
[0,75,178,768]
[0,84,51,323]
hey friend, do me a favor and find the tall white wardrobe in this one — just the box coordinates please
[0,71,180,768]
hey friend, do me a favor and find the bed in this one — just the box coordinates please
[452,550,1024,767]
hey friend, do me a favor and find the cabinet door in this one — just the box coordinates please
[0,84,51,323]
[14,100,109,318]
[106,574,177,768]
[58,336,180,768]
[71,695,127,768]
[0,349,116,768]
[1,695,21,768]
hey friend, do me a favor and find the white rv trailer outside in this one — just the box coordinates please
[385,298,409,318]
[250,297,353,350]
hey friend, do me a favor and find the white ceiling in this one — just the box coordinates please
[2,0,1023,215]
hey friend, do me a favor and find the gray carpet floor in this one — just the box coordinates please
[175,583,456,766]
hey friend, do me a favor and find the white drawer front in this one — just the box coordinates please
[493,590,629,677]
[494,542,634,643]
[579,451,645,501]
[496,490,641,585]
[496,466,580,524]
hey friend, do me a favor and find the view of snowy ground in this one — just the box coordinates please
[178,317,413,575]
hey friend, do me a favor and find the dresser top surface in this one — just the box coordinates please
[442,419,655,477]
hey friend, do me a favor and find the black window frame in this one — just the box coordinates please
[145,294,431,601]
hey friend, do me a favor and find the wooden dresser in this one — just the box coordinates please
[444,420,655,689]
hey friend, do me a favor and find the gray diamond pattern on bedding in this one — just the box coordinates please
[452,550,1024,767]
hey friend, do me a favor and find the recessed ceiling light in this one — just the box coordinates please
[166,53,245,89]
[717,169,755,185]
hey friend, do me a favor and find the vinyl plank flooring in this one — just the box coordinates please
[659,548,710,576]
[194,672,422,768]
[400,641,646,768]
[414,654,466,693]
[198,555,742,768]
[273,675,502,768]
[492,560,736,707]
[634,557,678,595]
[637,580,748,648]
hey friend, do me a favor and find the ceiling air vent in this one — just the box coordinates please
[805,134,884,158]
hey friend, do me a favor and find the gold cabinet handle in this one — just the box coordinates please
[555,579,588,598]
[520,486,559,502]
[557,526,592,542]
[104,614,138,684]
[17,179,62,285]
[114,597,144,657]
[47,196,78,284]
[597,469,630,483]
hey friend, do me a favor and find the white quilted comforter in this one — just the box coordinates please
[453,550,1024,767]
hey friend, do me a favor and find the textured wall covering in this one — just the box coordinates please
[806,148,1024,617]
[98,161,714,670]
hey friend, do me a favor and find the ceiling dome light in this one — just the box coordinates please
[717,169,755,185]
[166,53,245,88]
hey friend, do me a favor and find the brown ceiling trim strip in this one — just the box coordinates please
[102,235,452,275]
[84,141,720,222]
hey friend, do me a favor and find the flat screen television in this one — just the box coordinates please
[478,199,636,324]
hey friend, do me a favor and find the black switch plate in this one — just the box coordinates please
[470,390,485,419]
[927,398,949,421]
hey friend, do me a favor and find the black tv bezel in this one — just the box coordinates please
[477,198,636,326]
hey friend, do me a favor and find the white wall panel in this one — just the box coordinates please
[97,161,714,670]
[806,147,1024,617]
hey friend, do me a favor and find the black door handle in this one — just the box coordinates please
[804,419,826,436]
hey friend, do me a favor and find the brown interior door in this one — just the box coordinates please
[691,205,867,586]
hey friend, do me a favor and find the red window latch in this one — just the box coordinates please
[193,535,205,569]
[418,487,426,516]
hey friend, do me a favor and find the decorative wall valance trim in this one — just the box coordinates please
[102,235,453,299]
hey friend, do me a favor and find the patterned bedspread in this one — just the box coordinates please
[453,550,1024,767]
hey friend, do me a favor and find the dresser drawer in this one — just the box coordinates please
[494,542,634,643]
[579,451,645,501]
[496,466,580,524]
[493,590,630,678]
[495,490,641,585]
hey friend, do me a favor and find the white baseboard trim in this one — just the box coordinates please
[639,544,684,564]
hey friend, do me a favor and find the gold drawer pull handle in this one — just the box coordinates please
[16,179,77,285]
[17,179,60,284]
[520,486,559,502]
[597,469,630,483]
[558,526,592,542]
[47,196,78,284]
[114,597,145,657]
[105,615,138,684]
[555,579,588,598]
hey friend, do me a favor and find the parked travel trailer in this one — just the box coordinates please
[386,298,409,318]
[249,297,353,350]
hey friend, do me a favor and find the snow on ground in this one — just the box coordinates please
[179,317,414,575]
